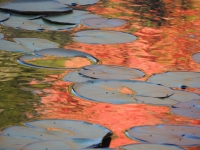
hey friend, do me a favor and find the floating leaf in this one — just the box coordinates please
[43,10,100,25]
[119,144,183,150]
[148,71,200,88]
[71,80,173,104]
[73,30,137,44]
[78,65,145,80]
[0,33,4,39]
[126,124,200,146]
[171,99,200,119]
[0,0,72,15]
[14,38,59,51]
[63,71,94,82]
[0,11,10,22]
[192,52,200,63]
[82,18,126,28]
[56,0,99,6]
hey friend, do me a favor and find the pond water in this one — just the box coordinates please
[0,0,200,149]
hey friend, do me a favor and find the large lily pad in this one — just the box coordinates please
[43,10,100,25]
[0,33,4,39]
[82,18,126,28]
[71,80,173,104]
[126,124,200,146]
[0,0,72,15]
[63,71,94,82]
[78,65,145,80]
[14,38,59,51]
[0,119,112,149]
[73,30,137,44]
[2,13,76,31]
[171,99,200,119]
[148,71,200,88]
[0,11,10,22]
[192,52,200,63]
[119,144,183,150]
[56,0,99,6]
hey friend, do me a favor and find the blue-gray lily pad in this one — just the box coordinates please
[171,99,200,119]
[81,18,126,28]
[73,30,137,44]
[71,80,173,104]
[192,52,200,63]
[0,11,10,22]
[63,71,95,82]
[78,65,145,80]
[126,124,200,146]
[0,0,72,15]
[56,0,99,6]
[43,10,100,25]
[148,71,200,88]
[119,144,183,150]
[0,33,4,39]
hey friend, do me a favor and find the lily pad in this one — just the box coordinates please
[2,13,76,31]
[0,40,32,53]
[56,0,99,6]
[82,18,126,28]
[0,0,72,15]
[148,71,200,88]
[119,144,183,150]
[78,65,145,80]
[73,30,137,44]
[126,124,200,146]
[63,71,94,82]
[14,38,59,51]
[71,80,173,104]
[0,33,4,39]
[192,52,200,63]
[43,10,100,25]
[0,11,10,22]
[171,99,200,119]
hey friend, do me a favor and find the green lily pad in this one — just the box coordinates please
[148,71,200,88]
[192,52,200,63]
[73,30,137,44]
[63,71,95,82]
[0,11,10,22]
[56,0,99,6]
[78,65,145,80]
[0,0,72,15]
[0,33,4,39]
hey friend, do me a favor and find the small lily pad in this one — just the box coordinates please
[71,80,173,104]
[73,30,137,44]
[43,10,100,25]
[0,33,4,39]
[56,0,99,6]
[63,71,94,82]
[171,99,200,119]
[0,0,72,15]
[0,11,10,22]
[148,71,200,88]
[14,38,59,51]
[192,52,200,63]
[81,18,126,28]
[78,65,145,80]
[119,144,183,150]
[126,124,200,146]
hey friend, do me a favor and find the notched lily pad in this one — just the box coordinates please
[63,71,94,82]
[126,124,200,146]
[192,52,200,63]
[0,0,72,15]
[73,30,137,44]
[171,99,200,119]
[71,80,173,104]
[0,33,4,39]
[0,11,10,22]
[119,144,183,150]
[82,18,126,28]
[79,65,145,80]
[56,0,99,6]
[148,71,200,88]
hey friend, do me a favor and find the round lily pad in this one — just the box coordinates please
[0,33,4,39]
[0,0,72,15]
[192,52,200,63]
[43,10,100,25]
[63,71,94,82]
[171,99,200,119]
[81,18,126,28]
[14,38,59,51]
[148,71,200,88]
[0,119,112,149]
[71,80,173,104]
[78,65,145,80]
[56,0,99,6]
[126,124,200,146]
[2,14,76,31]
[73,30,137,44]
[119,144,183,150]
[0,11,10,22]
